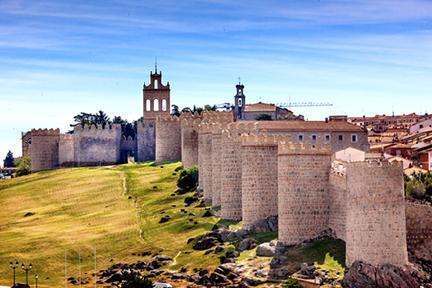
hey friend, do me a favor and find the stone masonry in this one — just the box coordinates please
[241,134,278,229]
[180,112,202,168]
[345,161,408,267]
[155,115,181,162]
[30,129,60,172]
[278,142,332,245]
[405,202,432,261]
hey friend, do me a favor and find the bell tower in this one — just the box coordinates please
[234,80,245,120]
[143,63,171,120]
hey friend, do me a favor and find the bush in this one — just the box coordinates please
[405,179,426,200]
[284,278,301,288]
[121,271,153,288]
[177,166,198,193]
[15,156,31,177]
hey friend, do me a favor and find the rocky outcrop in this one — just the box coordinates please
[342,261,425,288]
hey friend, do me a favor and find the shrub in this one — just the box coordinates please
[177,166,198,193]
[284,278,301,288]
[121,271,153,288]
[15,156,31,177]
[405,179,426,200]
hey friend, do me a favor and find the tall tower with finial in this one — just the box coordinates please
[234,78,246,120]
[143,59,171,120]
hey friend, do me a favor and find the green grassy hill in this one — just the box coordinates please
[0,163,345,287]
[0,163,220,287]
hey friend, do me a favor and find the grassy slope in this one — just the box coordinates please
[0,163,219,287]
[0,163,345,287]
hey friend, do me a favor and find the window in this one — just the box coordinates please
[311,134,317,143]
[298,134,304,142]
[325,134,331,143]
[154,79,159,89]
[338,135,343,141]
[420,125,424,129]
[238,98,242,107]
[351,134,358,143]
[153,99,159,111]
[145,99,151,111]
[161,99,167,111]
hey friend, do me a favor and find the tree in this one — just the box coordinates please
[71,111,111,128]
[15,156,31,176]
[255,114,273,121]
[3,150,15,168]
[171,104,181,117]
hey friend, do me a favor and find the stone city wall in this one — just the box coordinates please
[155,115,181,162]
[220,122,257,220]
[73,124,122,166]
[199,122,214,202]
[278,142,332,245]
[30,129,60,172]
[59,133,75,167]
[180,113,202,168]
[211,124,224,207]
[137,120,156,162]
[345,161,408,267]
[328,162,347,241]
[405,202,432,261]
[241,134,278,229]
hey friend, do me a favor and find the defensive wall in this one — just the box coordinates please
[59,134,75,167]
[328,162,347,241]
[345,161,408,267]
[30,129,60,172]
[278,143,332,245]
[180,112,202,168]
[241,133,279,229]
[220,122,257,220]
[73,124,122,166]
[405,201,432,261]
[137,120,156,162]
[155,115,181,162]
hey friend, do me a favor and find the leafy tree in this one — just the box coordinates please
[113,116,136,139]
[3,150,15,168]
[177,166,199,193]
[71,111,111,128]
[406,179,426,200]
[15,156,31,176]
[204,104,217,111]
[255,114,273,121]
[120,271,153,288]
[171,104,181,117]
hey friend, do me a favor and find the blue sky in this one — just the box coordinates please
[1,0,432,160]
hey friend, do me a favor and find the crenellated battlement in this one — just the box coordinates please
[347,159,403,170]
[241,133,281,147]
[30,128,60,136]
[156,115,180,123]
[74,123,121,137]
[202,111,232,123]
[278,142,332,155]
[330,160,347,177]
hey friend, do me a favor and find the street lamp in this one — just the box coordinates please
[35,274,39,288]
[9,260,19,286]
[21,262,32,285]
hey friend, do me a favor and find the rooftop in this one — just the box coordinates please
[252,120,364,132]
[244,102,277,112]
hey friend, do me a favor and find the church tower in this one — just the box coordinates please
[143,64,171,120]
[234,81,246,120]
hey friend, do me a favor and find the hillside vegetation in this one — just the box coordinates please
[0,163,219,287]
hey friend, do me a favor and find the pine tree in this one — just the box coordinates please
[3,150,15,168]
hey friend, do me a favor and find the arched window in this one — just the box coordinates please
[238,98,243,107]
[153,99,159,111]
[161,99,167,111]
[146,99,151,111]
[154,79,158,89]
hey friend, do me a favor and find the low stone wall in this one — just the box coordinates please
[406,201,432,261]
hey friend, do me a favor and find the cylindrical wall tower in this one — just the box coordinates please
[345,161,408,267]
[199,122,213,202]
[241,134,278,229]
[155,116,181,162]
[278,143,331,245]
[180,113,202,168]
